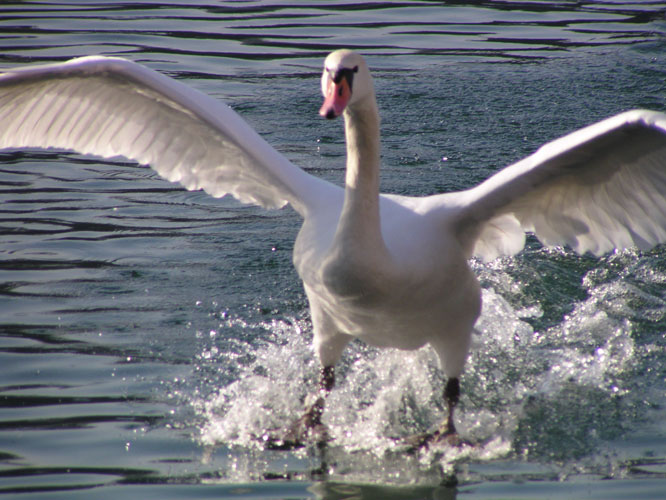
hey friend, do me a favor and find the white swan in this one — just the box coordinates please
[1,50,665,447]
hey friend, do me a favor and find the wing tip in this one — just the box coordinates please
[1,55,141,83]
[616,108,666,130]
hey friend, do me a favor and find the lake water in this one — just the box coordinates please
[1,1,666,498]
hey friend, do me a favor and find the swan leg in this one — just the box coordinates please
[264,296,350,450]
[442,377,460,435]
[267,366,335,450]
[295,365,335,430]
[404,377,466,450]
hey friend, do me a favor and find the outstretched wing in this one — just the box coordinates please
[0,56,333,216]
[450,109,666,261]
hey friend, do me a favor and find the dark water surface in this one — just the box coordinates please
[1,1,666,498]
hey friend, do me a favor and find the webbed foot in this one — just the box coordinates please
[265,397,330,450]
[264,366,335,450]
[404,426,470,451]
[403,376,471,451]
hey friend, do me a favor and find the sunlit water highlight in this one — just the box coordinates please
[184,247,665,484]
[1,1,665,497]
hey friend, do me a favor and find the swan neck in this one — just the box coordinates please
[343,100,380,193]
[337,96,384,245]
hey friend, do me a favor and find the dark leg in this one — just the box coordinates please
[298,365,335,428]
[321,365,335,391]
[443,377,460,435]
[267,366,335,450]
[404,376,463,450]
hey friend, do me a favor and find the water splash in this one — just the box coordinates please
[185,249,666,483]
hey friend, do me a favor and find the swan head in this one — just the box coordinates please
[319,50,373,120]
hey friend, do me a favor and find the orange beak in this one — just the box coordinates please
[319,77,351,120]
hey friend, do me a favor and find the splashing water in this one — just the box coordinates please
[185,248,666,483]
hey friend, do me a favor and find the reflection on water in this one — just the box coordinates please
[0,0,665,497]
[2,0,665,68]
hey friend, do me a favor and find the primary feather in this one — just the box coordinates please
[454,110,666,260]
[0,56,331,214]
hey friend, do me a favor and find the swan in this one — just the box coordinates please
[1,50,665,448]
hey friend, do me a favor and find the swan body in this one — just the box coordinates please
[1,51,665,443]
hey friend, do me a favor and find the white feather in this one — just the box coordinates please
[450,110,666,260]
[0,56,335,215]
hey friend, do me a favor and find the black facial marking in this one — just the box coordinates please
[332,67,356,91]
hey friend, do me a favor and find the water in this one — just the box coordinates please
[1,1,665,498]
